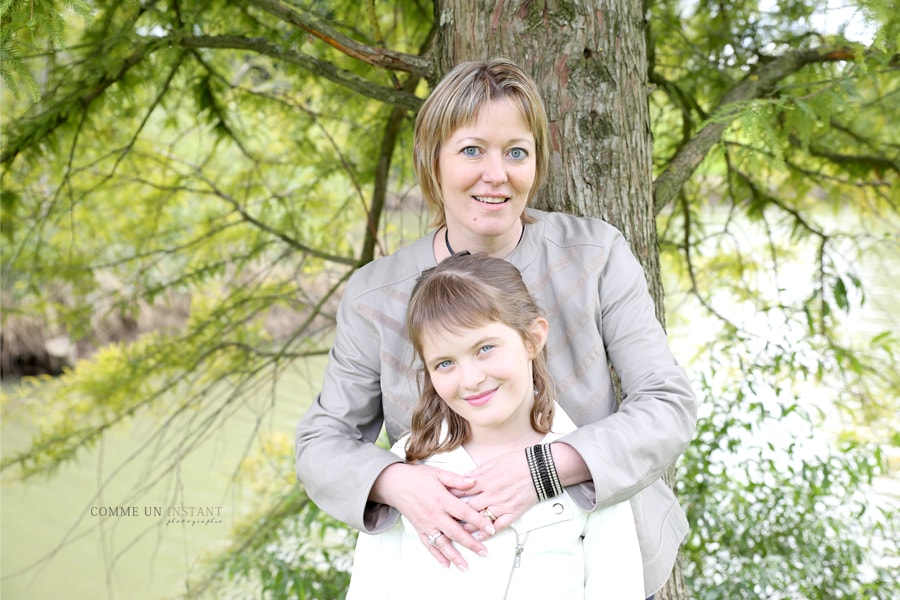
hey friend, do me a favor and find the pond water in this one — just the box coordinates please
[1,358,328,600]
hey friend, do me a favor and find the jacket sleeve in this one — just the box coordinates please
[561,232,697,510]
[583,500,644,599]
[294,274,404,533]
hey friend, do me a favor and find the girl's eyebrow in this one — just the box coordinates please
[423,335,501,364]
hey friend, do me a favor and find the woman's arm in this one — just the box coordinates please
[295,270,405,532]
[562,232,697,509]
[459,441,589,531]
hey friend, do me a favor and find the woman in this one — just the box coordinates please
[346,252,644,599]
[295,58,696,596]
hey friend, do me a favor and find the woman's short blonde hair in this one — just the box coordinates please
[413,58,550,229]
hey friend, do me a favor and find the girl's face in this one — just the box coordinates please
[438,98,536,253]
[421,318,548,439]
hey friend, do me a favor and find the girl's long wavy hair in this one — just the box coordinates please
[404,252,555,463]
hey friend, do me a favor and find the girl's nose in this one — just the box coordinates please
[460,362,487,389]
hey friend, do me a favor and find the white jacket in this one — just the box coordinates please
[346,407,644,599]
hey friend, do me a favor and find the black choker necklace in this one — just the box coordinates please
[444,226,526,257]
[444,228,456,255]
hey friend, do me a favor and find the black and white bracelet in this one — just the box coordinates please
[525,443,564,501]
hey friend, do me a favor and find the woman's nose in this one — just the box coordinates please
[481,152,508,184]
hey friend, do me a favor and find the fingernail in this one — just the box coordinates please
[478,550,488,558]
[456,563,468,573]
[473,532,485,541]
[486,525,496,535]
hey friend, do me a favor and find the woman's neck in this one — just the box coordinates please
[435,222,525,262]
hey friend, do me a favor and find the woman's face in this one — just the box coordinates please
[438,98,536,250]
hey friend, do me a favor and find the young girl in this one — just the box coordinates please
[347,252,643,599]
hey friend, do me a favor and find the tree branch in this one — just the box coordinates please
[652,45,855,215]
[175,34,423,112]
[361,73,425,265]
[788,133,900,177]
[1,38,168,169]
[245,0,433,77]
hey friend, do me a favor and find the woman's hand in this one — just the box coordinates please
[370,462,496,572]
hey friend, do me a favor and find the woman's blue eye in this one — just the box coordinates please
[436,360,452,370]
[462,146,480,157]
[478,344,495,355]
[508,148,528,161]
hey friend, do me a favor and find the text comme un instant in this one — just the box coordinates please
[90,505,223,518]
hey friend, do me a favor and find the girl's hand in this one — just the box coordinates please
[455,450,538,532]
[459,442,590,531]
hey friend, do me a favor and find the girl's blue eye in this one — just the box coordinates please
[462,146,480,157]
[478,344,495,355]
[436,360,452,370]
[508,148,528,161]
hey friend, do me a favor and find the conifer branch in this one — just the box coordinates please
[175,34,423,112]
[652,45,857,215]
[788,134,900,177]
[0,38,168,169]
[245,0,433,77]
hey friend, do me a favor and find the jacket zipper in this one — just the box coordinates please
[502,528,528,600]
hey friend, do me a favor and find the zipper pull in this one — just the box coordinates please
[513,544,524,568]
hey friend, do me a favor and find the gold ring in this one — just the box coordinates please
[481,508,497,522]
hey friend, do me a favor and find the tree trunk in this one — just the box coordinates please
[435,2,684,599]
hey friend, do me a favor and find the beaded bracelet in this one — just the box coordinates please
[525,443,564,501]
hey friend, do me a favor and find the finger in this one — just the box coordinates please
[446,486,471,499]
[456,520,492,542]
[423,533,452,569]
[445,516,494,562]
[479,506,498,524]
[459,521,478,534]
[424,527,471,572]
[436,470,476,492]
[490,512,516,532]
[453,504,496,539]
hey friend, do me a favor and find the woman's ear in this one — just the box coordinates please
[528,317,549,357]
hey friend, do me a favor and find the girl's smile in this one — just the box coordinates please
[421,319,547,439]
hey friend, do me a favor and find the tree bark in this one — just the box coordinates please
[435,2,683,598]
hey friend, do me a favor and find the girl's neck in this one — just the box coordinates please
[463,428,545,465]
